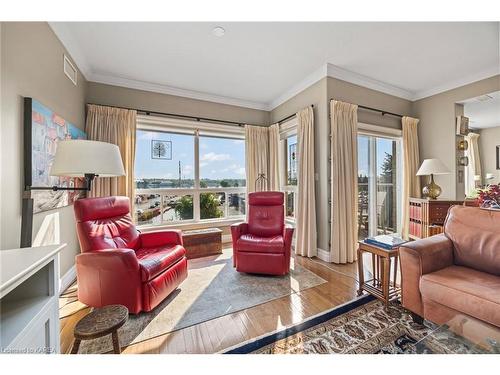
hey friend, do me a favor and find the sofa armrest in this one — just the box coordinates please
[231,222,248,243]
[283,225,294,257]
[399,234,454,317]
[75,249,142,313]
[231,222,248,267]
[76,248,140,271]
[140,229,183,248]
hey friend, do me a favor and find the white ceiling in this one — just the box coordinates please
[50,22,500,110]
[463,91,500,129]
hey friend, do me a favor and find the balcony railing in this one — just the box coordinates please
[135,187,246,227]
[358,181,397,239]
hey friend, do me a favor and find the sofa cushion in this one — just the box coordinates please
[136,244,186,282]
[237,234,285,254]
[444,205,500,275]
[420,265,500,327]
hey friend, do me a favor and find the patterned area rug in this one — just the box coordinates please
[75,251,325,354]
[226,297,433,354]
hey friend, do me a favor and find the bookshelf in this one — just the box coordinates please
[408,198,464,239]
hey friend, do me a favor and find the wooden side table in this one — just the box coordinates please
[71,305,128,354]
[357,241,401,309]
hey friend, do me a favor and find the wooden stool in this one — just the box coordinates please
[71,304,128,354]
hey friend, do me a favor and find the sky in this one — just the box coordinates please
[358,136,396,177]
[135,129,246,181]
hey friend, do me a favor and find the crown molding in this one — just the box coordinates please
[48,22,500,111]
[268,65,328,110]
[326,63,415,101]
[48,22,92,80]
[88,72,269,111]
[412,65,500,101]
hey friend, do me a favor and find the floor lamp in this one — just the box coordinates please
[21,140,125,248]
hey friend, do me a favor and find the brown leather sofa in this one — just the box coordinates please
[399,205,500,327]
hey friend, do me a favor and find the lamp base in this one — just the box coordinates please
[422,174,442,199]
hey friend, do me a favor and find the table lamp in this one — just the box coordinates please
[21,140,125,247]
[416,158,450,199]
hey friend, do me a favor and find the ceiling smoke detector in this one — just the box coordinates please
[212,26,225,37]
[476,94,493,102]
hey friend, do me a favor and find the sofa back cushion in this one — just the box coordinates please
[247,191,284,237]
[74,196,140,252]
[444,205,500,275]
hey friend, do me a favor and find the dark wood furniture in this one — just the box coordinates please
[182,228,222,259]
[71,305,128,354]
[357,241,401,309]
[408,198,464,240]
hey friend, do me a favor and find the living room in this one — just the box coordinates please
[1,1,499,372]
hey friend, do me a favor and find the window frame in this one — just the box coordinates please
[357,123,403,238]
[135,115,246,228]
[279,117,299,224]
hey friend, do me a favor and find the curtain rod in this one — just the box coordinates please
[329,99,404,119]
[276,104,314,125]
[87,103,246,127]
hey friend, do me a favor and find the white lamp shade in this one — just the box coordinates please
[416,158,450,176]
[50,140,125,177]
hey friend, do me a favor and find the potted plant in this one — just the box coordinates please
[477,183,500,210]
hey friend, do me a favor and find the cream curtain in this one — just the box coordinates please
[330,101,358,264]
[465,132,481,196]
[245,125,269,192]
[401,116,421,239]
[86,104,137,203]
[268,123,281,191]
[295,107,317,257]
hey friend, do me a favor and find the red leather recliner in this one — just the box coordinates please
[231,191,294,276]
[73,196,188,314]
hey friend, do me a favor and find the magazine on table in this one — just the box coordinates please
[365,234,408,250]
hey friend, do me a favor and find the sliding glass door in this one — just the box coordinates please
[357,134,402,240]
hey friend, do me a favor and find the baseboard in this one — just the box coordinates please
[59,265,76,295]
[316,247,331,262]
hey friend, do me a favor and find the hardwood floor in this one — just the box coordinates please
[59,247,374,354]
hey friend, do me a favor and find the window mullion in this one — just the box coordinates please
[194,129,201,221]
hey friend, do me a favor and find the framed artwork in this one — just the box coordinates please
[497,145,500,170]
[456,116,469,136]
[24,97,87,213]
[151,139,172,160]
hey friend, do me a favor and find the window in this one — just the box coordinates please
[357,130,402,240]
[199,136,246,188]
[136,130,194,188]
[280,119,299,222]
[134,117,246,226]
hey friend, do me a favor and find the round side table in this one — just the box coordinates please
[71,304,129,354]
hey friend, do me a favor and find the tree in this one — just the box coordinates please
[381,152,394,183]
[175,196,194,220]
[200,193,224,219]
[220,180,230,187]
[174,193,223,220]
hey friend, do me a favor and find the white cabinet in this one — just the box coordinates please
[0,244,65,354]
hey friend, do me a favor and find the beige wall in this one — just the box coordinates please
[1,22,87,276]
[87,82,270,126]
[412,75,500,200]
[328,77,414,130]
[479,126,500,185]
